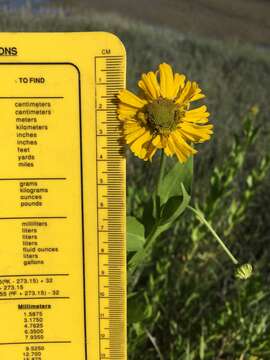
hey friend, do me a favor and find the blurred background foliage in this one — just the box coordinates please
[2,1,270,358]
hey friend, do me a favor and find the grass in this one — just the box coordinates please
[47,0,270,46]
[1,4,270,359]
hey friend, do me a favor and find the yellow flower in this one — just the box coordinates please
[117,63,213,162]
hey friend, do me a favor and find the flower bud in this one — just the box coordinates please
[235,263,253,280]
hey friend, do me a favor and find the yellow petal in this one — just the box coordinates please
[172,132,197,155]
[167,136,176,154]
[138,71,160,100]
[149,72,161,98]
[187,82,205,103]
[164,144,173,156]
[118,103,138,121]
[184,105,208,116]
[175,81,191,104]
[183,123,214,132]
[139,145,148,159]
[182,117,209,125]
[189,93,205,102]
[152,135,162,148]
[172,73,186,99]
[177,128,196,142]
[159,63,175,99]
[179,123,213,143]
[161,135,168,148]
[118,89,147,108]
[124,122,143,135]
[175,81,205,105]
[183,106,210,123]
[129,131,152,158]
[170,133,197,164]
[138,79,150,99]
[167,135,186,163]
[125,127,146,144]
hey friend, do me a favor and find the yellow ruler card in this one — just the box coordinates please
[0,33,126,360]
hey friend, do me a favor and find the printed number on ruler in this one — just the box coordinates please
[96,55,126,360]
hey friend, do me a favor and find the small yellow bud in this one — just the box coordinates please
[250,105,259,116]
[235,263,253,280]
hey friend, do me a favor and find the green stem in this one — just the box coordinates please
[157,150,166,197]
[128,151,166,279]
[187,205,239,265]
[153,150,166,218]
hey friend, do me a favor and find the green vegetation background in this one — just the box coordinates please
[2,3,270,359]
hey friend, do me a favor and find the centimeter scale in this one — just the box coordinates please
[0,33,126,360]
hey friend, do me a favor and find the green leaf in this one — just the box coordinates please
[159,157,193,205]
[127,216,145,252]
[127,292,150,324]
[141,197,156,237]
[158,184,191,233]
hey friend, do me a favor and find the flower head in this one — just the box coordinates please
[117,63,213,162]
[235,263,253,280]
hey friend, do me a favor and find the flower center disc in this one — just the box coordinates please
[146,98,178,134]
